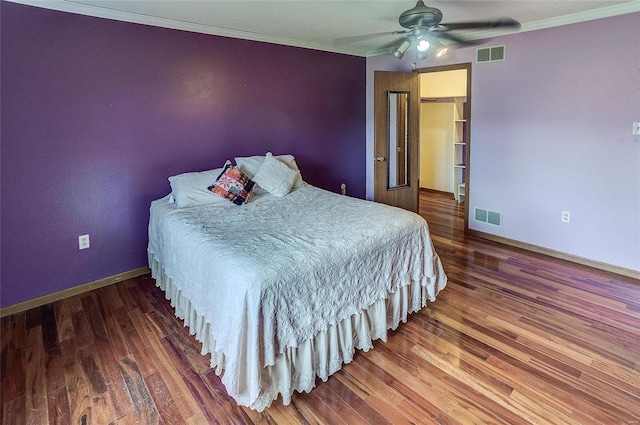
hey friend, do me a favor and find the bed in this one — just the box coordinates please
[147,154,447,411]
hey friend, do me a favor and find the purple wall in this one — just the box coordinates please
[0,2,366,307]
[367,12,640,272]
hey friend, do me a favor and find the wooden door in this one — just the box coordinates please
[374,71,420,212]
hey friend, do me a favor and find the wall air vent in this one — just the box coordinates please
[487,211,502,226]
[474,208,488,223]
[474,208,503,227]
[476,45,506,63]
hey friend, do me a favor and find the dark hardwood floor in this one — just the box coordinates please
[2,191,639,424]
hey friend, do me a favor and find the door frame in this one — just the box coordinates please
[416,63,472,232]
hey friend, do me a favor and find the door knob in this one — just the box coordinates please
[374,156,386,162]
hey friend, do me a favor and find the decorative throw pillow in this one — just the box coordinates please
[235,153,305,194]
[168,167,226,208]
[288,159,306,190]
[208,161,256,205]
[252,152,298,197]
[235,154,296,177]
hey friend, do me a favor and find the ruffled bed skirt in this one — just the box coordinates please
[150,253,432,411]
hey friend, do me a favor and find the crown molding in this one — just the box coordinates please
[522,1,640,33]
[459,1,640,41]
[5,0,366,56]
[7,0,640,58]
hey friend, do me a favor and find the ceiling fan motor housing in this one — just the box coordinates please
[399,0,443,28]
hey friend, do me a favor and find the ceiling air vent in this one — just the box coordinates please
[476,45,506,63]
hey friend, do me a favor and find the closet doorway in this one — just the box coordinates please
[417,63,471,229]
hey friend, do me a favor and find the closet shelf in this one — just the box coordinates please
[453,97,467,202]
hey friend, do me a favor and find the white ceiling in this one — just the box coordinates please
[10,0,640,56]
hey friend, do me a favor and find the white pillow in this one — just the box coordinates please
[235,153,305,192]
[252,152,297,197]
[168,167,225,208]
[288,159,305,189]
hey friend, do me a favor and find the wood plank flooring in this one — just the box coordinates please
[2,190,639,424]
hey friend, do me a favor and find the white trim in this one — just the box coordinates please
[521,1,640,33]
[463,1,640,41]
[5,0,366,56]
[6,0,640,57]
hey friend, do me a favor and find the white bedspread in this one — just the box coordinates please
[148,185,446,409]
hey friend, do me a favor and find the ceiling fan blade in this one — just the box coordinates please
[333,30,410,46]
[378,36,411,51]
[435,32,484,46]
[438,17,521,31]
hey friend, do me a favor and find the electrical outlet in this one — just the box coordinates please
[561,211,570,223]
[340,183,347,195]
[79,234,90,250]
[633,122,640,135]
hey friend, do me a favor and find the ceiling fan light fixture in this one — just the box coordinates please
[393,38,412,59]
[430,38,448,58]
[416,50,429,60]
[436,46,448,58]
[416,39,431,52]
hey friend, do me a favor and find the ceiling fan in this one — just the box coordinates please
[335,1,521,59]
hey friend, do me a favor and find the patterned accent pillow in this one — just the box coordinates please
[208,161,256,205]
